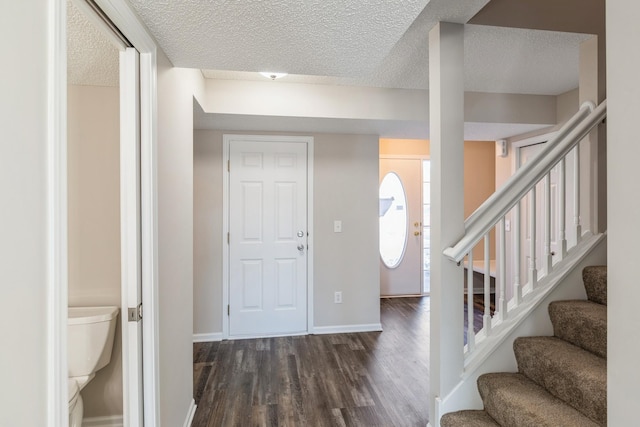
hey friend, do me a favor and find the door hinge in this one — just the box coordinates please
[227,160,230,172]
[227,304,230,316]
[128,303,142,322]
[227,232,230,244]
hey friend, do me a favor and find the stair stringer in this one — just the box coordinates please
[430,233,607,427]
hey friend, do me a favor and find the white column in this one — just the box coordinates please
[429,22,465,426]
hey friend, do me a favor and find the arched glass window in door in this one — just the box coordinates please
[379,172,408,268]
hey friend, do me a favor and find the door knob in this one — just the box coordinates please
[414,231,421,236]
[297,244,305,252]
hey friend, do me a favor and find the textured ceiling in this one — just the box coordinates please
[203,26,590,95]
[67,0,120,87]
[129,0,430,76]
[129,0,591,95]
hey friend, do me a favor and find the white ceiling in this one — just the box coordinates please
[130,0,591,95]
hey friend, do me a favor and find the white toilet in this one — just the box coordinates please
[68,306,119,427]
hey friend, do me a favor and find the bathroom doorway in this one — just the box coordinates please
[63,0,156,425]
[67,0,124,423]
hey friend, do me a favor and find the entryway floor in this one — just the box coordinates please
[192,297,430,426]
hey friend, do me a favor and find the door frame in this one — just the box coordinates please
[49,0,160,425]
[222,135,315,339]
[511,130,561,288]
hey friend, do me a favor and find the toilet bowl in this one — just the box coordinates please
[68,306,119,427]
[68,379,83,427]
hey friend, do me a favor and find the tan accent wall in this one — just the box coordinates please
[464,141,497,260]
[67,84,123,417]
[379,138,430,156]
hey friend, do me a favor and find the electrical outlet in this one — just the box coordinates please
[334,220,342,233]
[334,291,342,304]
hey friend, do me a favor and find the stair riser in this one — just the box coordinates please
[548,301,607,359]
[582,266,607,305]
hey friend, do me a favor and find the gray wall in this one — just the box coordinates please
[193,131,381,336]
[607,0,640,423]
[156,52,204,425]
[67,84,123,418]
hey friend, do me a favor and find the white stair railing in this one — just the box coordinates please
[445,100,606,363]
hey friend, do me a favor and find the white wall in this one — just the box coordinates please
[156,51,205,426]
[67,84,123,418]
[199,79,556,134]
[193,131,381,336]
[0,1,50,425]
[606,1,640,424]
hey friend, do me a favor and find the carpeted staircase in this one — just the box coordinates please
[441,266,607,427]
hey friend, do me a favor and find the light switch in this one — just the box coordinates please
[334,220,342,233]
[505,219,511,232]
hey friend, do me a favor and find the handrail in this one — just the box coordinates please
[444,100,607,263]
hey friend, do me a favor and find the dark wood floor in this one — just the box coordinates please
[192,297,430,427]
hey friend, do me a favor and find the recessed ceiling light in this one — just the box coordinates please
[259,72,288,80]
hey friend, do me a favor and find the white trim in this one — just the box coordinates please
[222,139,230,338]
[83,415,124,427]
[313,323,383,335]
[306,140,315,334]
[183,399,197,427]
[48,0,68,426]
[193,332,223,343]
[119,47,143,427]
[222,135,315,339]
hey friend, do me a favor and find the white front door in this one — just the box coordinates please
[379,157,423,296]
[227,136,309,337]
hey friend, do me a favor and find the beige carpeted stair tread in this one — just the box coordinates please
[478,372,600,427]
[582,266,607,305]
[440,410,500,426]
[514,336,606,425]
[549,300,607,358]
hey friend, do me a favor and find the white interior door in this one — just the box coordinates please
[228,137,308,337]
[120,47,143,427]
[519,143,574,282]
[379,158,422,296]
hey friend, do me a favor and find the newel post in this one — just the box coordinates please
[429,22,465,426]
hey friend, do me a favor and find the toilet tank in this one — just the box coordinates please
[68,306,119,377]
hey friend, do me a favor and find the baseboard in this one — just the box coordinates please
[193,332,223,343]
[183,398,197,427]
[313,323,383,335]
[82,415,123,427]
